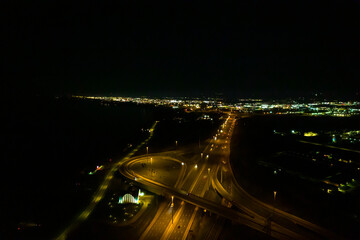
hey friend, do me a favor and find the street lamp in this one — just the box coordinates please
[201,152,203,159]
[175,140,178,148]
[150,157,153,176]
[146,146,149,163]
[171,196,174,224]
[208,168,211,190]
[272,191,277,217]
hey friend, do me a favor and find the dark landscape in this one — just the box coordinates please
[3,0,360,239]
[230,115,360,239]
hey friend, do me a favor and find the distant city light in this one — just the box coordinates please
[72,95,360,117]
[304,132,318,137]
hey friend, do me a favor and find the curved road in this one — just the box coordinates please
[120,115,338,240]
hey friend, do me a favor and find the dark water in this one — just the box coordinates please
[2,96,165,238]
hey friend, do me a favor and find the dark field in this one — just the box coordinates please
[2,96,224,239]
[230,115,360,239]
[2,96,169,239]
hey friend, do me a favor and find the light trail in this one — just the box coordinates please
[55,121,159,240]
[122,115,336,240]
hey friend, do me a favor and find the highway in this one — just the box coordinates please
[120,155,299,239]
[212,116,338,240]
[56,113,337,240]
[136,129,219,240]
[55,121,159,240]
[119,114,338,240]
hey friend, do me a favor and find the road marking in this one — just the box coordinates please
[181,207,198,240]
[160,201,185,240]
[188,164,207,193]
[179,168,194,190]
[139,201,169,240]
[174,163,187,189]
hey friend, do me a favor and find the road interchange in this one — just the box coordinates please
[119,114,337,240]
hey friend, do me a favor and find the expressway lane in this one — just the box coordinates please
[120,116,276,238]
[167,204,196,240]
[137,157,185,240]
[205,216,225,240]
[120,114,336,240]
[120,120,301,239]
[140,200,181,240]
[136,124,218,240]
[211,115,338,240]
[167,162,213,240]
[212,116,312,238]
[53,110,336,240]
[126,120,227,240]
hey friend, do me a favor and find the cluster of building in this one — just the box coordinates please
[72,95,360,117]
[73,95,219,110]
[274,129,360,145]
[235,101,360,117]
[340,130,360,144]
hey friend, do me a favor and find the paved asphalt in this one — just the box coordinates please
[121,115,337,240]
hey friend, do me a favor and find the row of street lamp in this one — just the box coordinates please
[146,140,179,156]
[147,124,221,223]
[164,117,279,229]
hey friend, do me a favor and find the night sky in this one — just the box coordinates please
[3,1,360,98]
